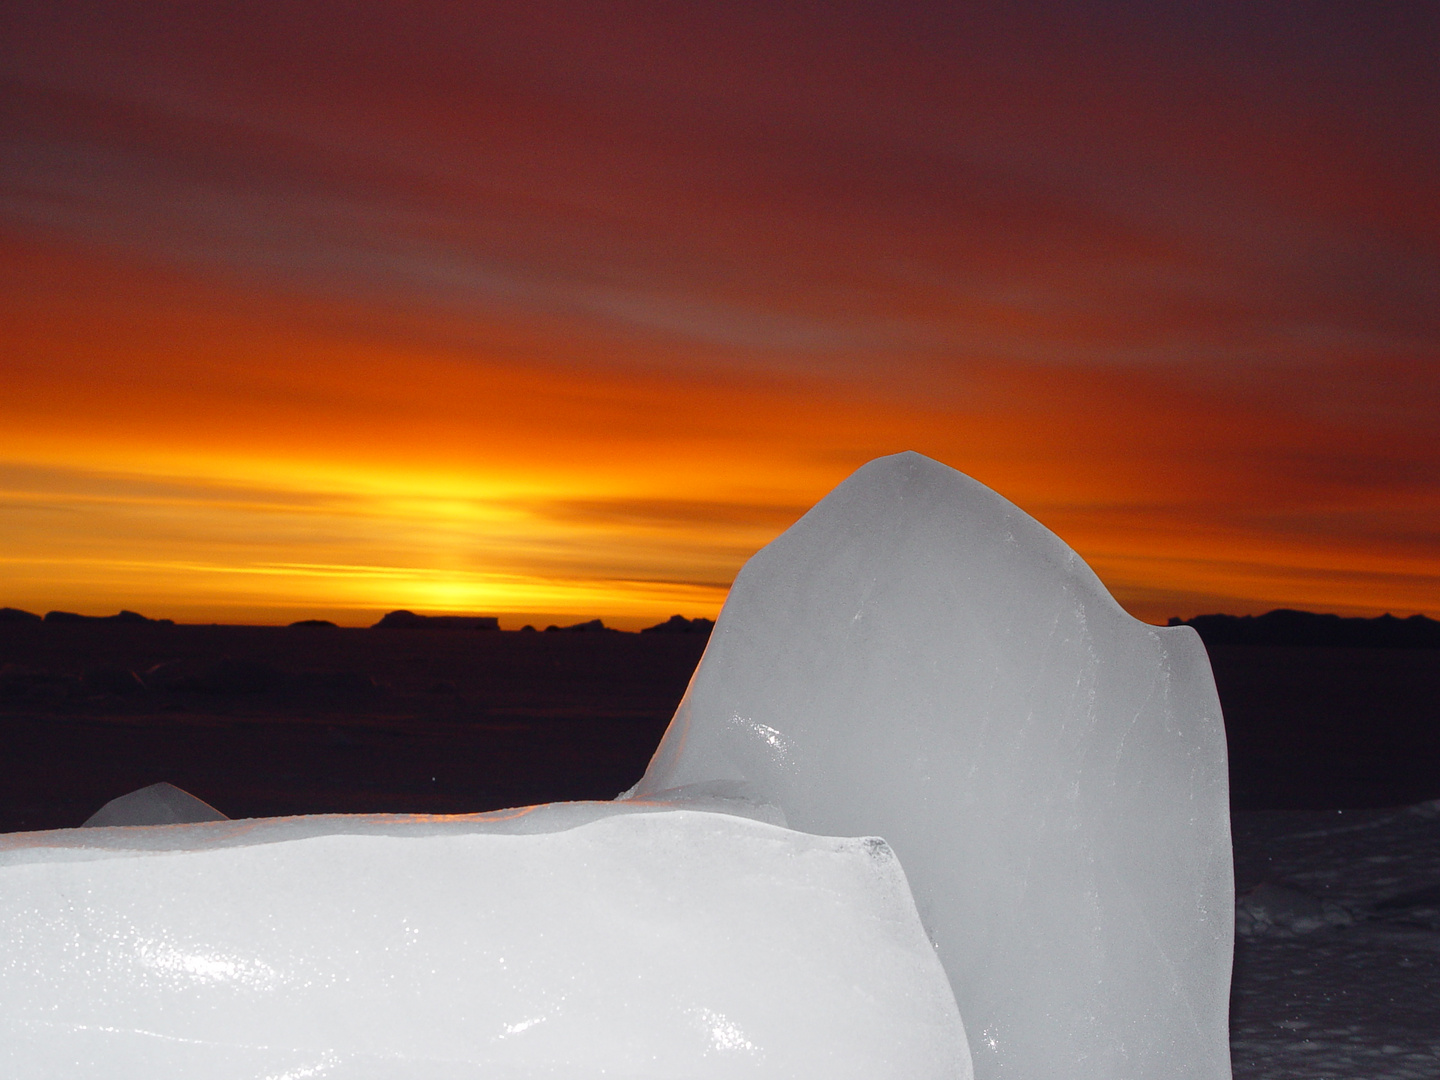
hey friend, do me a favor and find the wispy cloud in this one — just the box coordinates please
[1,2,1436,621]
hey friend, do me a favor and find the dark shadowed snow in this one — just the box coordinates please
[1231,801,1440,1079]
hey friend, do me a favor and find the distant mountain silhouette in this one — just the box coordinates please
[40,610,174,625]
[543,619,611,633]
[1170,609,1440,648]
[0,608,42,623]
[289,619,339,628]
[372,610,499,630]
[640,615,715,635]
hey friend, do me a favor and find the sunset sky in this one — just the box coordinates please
[3,1,1437,628]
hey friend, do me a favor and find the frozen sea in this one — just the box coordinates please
[1230,800,1440,1079]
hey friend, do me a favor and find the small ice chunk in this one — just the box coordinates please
[82,782,228,827]
[631,452,1234,1080]
[0,807,969,1078]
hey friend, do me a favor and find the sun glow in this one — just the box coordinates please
[3,4,1436,626]
[0,446,756,627]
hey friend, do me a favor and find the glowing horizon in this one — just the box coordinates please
[3,4,1437,627]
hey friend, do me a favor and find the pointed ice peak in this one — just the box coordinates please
[635,451,1234,1080]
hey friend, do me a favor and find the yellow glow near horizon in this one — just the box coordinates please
[0,437,785,627]
[3,196,1437,627]
[8,425,1438,627]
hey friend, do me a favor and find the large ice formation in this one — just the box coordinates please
[630,451,1234,1080]
[0,804,967,1078]
[0,450,1231,1078]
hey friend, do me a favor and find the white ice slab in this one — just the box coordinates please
[631,451,1235,1080]
[0,806,969,1079]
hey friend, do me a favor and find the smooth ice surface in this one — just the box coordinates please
[0,806,969,1079]
[631,451,1234,1080]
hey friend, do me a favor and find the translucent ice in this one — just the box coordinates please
[631,451,1234,1080]
[82,781,229,827]
[0,804,969,1078]
[2,450,1228,1077]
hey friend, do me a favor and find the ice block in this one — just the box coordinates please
[631,451,1234,1080]
[0,804,969,1078]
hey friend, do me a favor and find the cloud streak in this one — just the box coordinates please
[1,1,1436,622]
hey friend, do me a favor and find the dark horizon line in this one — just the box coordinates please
[4,604,1439,643]
[0,607,716,635]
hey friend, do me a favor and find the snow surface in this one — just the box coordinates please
[1230,800,1440,1080]
[632,451,1233,1080]
[0,805,969,1079]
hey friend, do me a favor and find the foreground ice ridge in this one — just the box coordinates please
[630,451,1234,1080]
[0,804,967,1079]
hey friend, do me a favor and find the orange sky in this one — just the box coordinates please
[2,2,1437,627]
